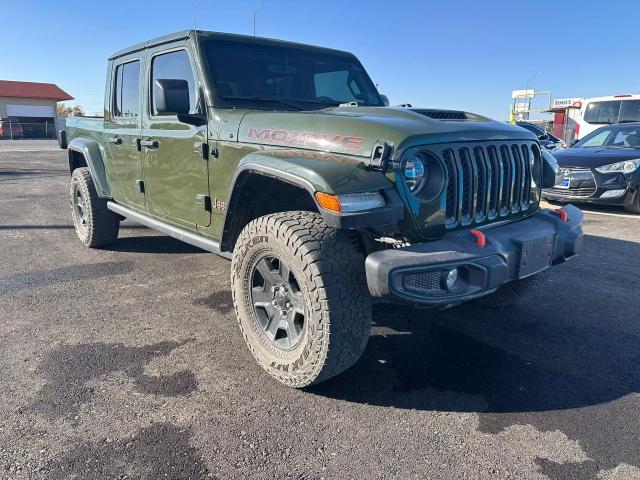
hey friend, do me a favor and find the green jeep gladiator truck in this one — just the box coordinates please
[60,30,583,388]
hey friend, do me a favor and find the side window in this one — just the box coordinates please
[583,101,621,125]
[618,100,640,123]
[113,61,140,119]
[151,49,197,116]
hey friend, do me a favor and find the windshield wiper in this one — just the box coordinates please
[221,95,306,111]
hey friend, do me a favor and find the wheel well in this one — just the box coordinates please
[221,172,319,253]
[68,149,88,174]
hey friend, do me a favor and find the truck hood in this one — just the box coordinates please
[236,106,536,159]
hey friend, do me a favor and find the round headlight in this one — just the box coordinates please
[404,153,426,192]
[623,161,637,173]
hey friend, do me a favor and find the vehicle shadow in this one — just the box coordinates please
[308,234,640,415]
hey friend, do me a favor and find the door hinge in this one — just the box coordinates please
[136,180,145,194]
[195,194,211,212]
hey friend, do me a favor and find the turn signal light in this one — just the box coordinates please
[314,191,386,213]
[315,192,341,212]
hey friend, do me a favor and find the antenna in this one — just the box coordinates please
[190,0,197,30]
[253,0,265,36]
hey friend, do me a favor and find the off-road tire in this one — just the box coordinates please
[624,192,640,214]
[473,269,551,308]
[70,167,120,247]
[231,211,371,388]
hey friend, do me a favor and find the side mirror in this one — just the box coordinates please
[538,133,550,141]
[380,94,390,107]
[154,79,191,115]
[154,79,205,126]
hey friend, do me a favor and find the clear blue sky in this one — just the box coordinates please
[3,0,639,119]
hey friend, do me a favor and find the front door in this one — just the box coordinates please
[104,56,144,207]
[141,46,210,229]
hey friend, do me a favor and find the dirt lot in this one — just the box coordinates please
[1,145,639,480]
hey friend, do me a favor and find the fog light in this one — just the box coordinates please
[600,189,626,199]
[445,268,458,290]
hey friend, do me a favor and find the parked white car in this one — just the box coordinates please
[576,94,640,140]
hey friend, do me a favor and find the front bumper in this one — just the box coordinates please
[365,205,584,305]
[542,168,639,206]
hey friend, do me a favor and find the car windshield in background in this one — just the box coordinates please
[583,99,640,125]
[584,101,621,124]
[201,37,384,110]
[574,125,640,148]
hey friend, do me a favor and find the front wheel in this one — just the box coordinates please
[473,269,551,308]
[231,211,371,388]
[624,191,640,214]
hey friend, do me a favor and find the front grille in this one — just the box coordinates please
[544,187,596,197]
[544,167,596,198]
[435,142,539,228]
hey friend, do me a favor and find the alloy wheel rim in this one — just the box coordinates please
[74,188,88,229]
[250,254,305,351]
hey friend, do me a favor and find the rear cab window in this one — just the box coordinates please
[113,60,141,119]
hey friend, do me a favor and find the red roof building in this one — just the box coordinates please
[0,80,74,139]
[0,80,73,101]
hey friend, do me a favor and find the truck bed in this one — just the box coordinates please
[65,116,104,145]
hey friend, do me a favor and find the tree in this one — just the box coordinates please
[57,104,85,117]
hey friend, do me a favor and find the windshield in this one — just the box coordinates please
[201,37,384,110]
[574,125,640,148]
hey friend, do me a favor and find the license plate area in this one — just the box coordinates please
[556,177,570,189]
[514,233,555,278]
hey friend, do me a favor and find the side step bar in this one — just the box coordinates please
[107,201,231,259]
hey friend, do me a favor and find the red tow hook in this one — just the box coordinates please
[554,208,568,222]
[470,229,486,248]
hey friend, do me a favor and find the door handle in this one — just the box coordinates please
[139,139,159,149]
[108,137,122,145]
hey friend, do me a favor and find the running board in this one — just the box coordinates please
[107,201,231,259]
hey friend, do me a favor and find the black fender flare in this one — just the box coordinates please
[219,156,404,252]
[68,137,112,198]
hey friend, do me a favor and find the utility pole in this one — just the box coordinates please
[524,71,542,120]
[253,0,265,36]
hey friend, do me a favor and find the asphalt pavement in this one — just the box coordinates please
[0,146,639,480]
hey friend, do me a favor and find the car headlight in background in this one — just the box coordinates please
[595,159,640,174]
[404,152,427,192]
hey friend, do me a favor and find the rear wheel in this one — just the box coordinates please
[70,167,120,247]
[231,211,371,388]
[474,269,551,308]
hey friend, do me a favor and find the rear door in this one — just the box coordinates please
[141,44,210,229]
[104,55,145,207]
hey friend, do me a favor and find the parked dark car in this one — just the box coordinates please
[542,123,640,213]
[516,122,566,151]
[0,117,24,139]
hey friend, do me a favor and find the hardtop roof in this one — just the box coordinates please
[108,30,353,60]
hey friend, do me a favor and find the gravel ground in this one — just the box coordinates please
[0,147,639,480]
